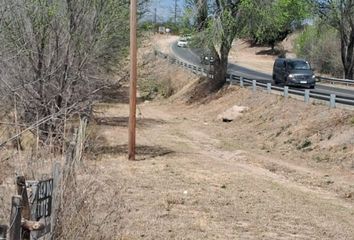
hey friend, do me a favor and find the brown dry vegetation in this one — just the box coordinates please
[1,35,354,239]
[84,45,354,238]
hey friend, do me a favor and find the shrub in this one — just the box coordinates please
[295,24,343,78]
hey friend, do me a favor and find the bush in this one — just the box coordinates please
[139,76,174,100]
[295,24,343,78]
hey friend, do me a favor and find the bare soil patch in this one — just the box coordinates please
[83,50,354,239]
[2,35,354,239]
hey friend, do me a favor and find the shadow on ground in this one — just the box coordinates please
[100,85,144,104]
[256,49,286,56]
[94,116,166,128]
[92,144,175,160]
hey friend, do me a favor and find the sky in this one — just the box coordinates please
[145,0,186,22]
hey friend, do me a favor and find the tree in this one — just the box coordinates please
[184,0,208,31]
[242,0,311,50]
[317,0,354,79]
[195,0,208,31]
[192,0,244,89]
[0,0,130,144]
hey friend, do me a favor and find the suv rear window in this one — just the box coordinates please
[287,61,310,70]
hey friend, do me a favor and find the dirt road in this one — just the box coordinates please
[1,35,354,240]
[89,66,354,239]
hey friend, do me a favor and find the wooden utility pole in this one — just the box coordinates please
[128,0,138,160]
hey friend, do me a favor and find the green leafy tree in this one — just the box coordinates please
[317,0,354,79]
[242,0,311,50]
[192,0,244,89]
[296,23,343,77]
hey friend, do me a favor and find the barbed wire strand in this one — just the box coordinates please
[0,103,81,149]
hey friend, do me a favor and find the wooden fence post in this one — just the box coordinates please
[9,196,22,240]
[16,177,30,220]
[0,225,7,240]
[50,162,61,239]
[16,176,31,240]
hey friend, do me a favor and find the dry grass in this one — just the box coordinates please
[83,52,354,238]
[2,35,354,239]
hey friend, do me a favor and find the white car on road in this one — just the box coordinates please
[177,38,188,48]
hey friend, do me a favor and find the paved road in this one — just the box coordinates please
[171,42,354,99]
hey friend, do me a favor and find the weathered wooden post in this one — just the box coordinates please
[17,176,31,240]
[9,196,22,240]
[16,177,30,220]
[0,225,8,240]
[51,162,61,238]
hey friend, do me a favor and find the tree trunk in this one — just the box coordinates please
[211,45,230,90]
[344,66,353,80]
[340,20,354,80]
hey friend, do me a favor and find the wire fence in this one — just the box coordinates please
[0,117,87,240]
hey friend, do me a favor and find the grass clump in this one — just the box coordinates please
[297,139,312,150]
[350,117,354,125]
[139,76,174,100]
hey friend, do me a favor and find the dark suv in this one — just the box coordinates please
[201,54,215,65]
[272,58,316,88]
[200,50,215,65]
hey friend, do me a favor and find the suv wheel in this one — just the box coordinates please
[273,75,278,84]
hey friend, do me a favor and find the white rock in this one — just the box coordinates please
[217,105,248,122]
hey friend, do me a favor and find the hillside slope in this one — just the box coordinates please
[81,37,354,239]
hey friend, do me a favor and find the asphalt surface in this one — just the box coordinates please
[171,42,354,100]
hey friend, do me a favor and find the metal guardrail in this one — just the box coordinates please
[317,76,354,85]
[155,50,354,107]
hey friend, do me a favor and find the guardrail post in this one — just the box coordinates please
[283,86,289,98]
[330,94,336,108]
[267,83,271,94]
[229,74,233,85]
[252,80,257,92]
[240,77,244,87]
[304,89,310,103]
